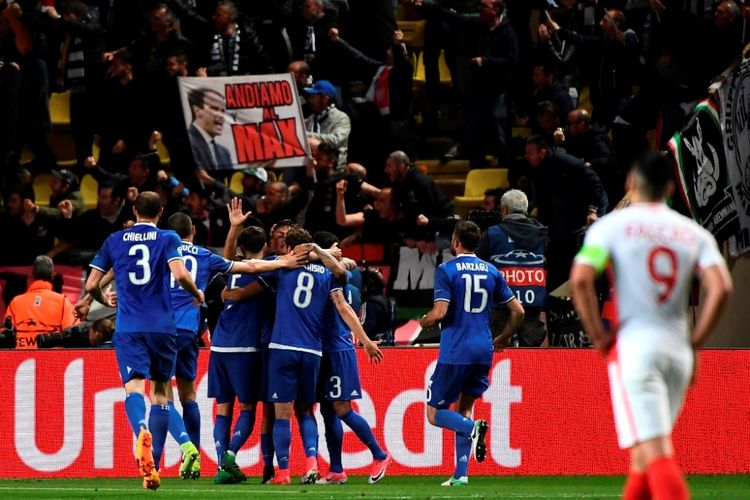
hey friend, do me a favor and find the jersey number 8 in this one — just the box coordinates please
[293,272,315,308]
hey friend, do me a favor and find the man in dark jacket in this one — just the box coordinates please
[385,150,455,242]
[408,0,518,167]
[524,135,607,290]
[477,189,548,346]
[563,108,622,206]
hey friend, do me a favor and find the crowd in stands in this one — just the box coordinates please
[0,0,747,345]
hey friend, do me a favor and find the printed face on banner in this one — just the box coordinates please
[179,74,310,171]
[193,90,226,137]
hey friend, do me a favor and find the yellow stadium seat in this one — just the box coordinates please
[577,86,593,115]
[438,50,452,85]
[413,51,425,85]
[155,138,170,167]
[33,173,54,207]
[50,91,71,127]
[230,171,244,193]
[80,174,98,210]
[397,20,426,50]
[453,168,510,216]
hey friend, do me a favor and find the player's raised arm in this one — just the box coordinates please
[221,280,267,303]
[224,197,252,260]
[169,259,204,306]
[312,243,348,284]
[570,262,611,354]
[331,289,383,364]
[231,247,309,275]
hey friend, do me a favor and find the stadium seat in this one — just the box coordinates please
[453,168,510,216]
[155,138,170,167]
[413,51,425,86]
[33,173,54,207]
[80,173,98,210]
[397,20,426,51]
[438,50,452,86]
[229,171,244,193]
[342,243,386,264]
[49,91,71,128]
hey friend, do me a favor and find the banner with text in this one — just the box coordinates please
[178,74,309,171]
[1,349,748,478]
[720,52,750,256]
[668,99,739,243]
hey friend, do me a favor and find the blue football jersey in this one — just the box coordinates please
[269,263,342,355]
[323,273,360,353]
[434,253,514,365]
[259,255,281,346]
[170,242,233,333]
[90,223,183,334]
[212,273,271,349]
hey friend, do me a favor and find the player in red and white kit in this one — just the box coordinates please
[570,151,733,500]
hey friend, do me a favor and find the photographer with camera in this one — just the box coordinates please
[5,255,76,349]
[37,317,114,349]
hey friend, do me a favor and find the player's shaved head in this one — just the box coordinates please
[630,151,674,201]
[167,212,193,238]
[238,226,267,254]
[453,220,482,251]
[134,191,163,219]
[285,226,313,250]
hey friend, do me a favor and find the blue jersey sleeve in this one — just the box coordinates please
[493,270,515,305]
[90,235,112,272]
[433,265,452,303]
[207,252,234,275]
[164,231,183,262]
[329,272,343,296]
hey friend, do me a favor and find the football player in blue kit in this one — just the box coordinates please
[208,224,307,484]
[266,227,383,485]
[163,213,304,480]
[309,231,392,485]
[86,192,205,490]
[420,220,525,487]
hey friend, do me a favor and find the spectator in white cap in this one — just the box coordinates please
[241,167,269,200]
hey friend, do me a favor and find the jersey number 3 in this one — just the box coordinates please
[648,246,678,303]
[128,244,151,285]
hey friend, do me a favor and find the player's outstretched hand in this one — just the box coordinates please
[282,246,310,268]
[102,288,118,308]
[364,341,384,364]
[328,242,343,261]
[74,297,91,320]
[193,290,205,307]
[493,334,511,352]
[227,197,252,227]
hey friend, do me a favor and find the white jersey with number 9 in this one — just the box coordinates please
[576,203,725,343]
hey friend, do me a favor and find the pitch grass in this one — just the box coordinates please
[0,475,747,499]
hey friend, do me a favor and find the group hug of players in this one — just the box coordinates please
[84,194,515,490]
